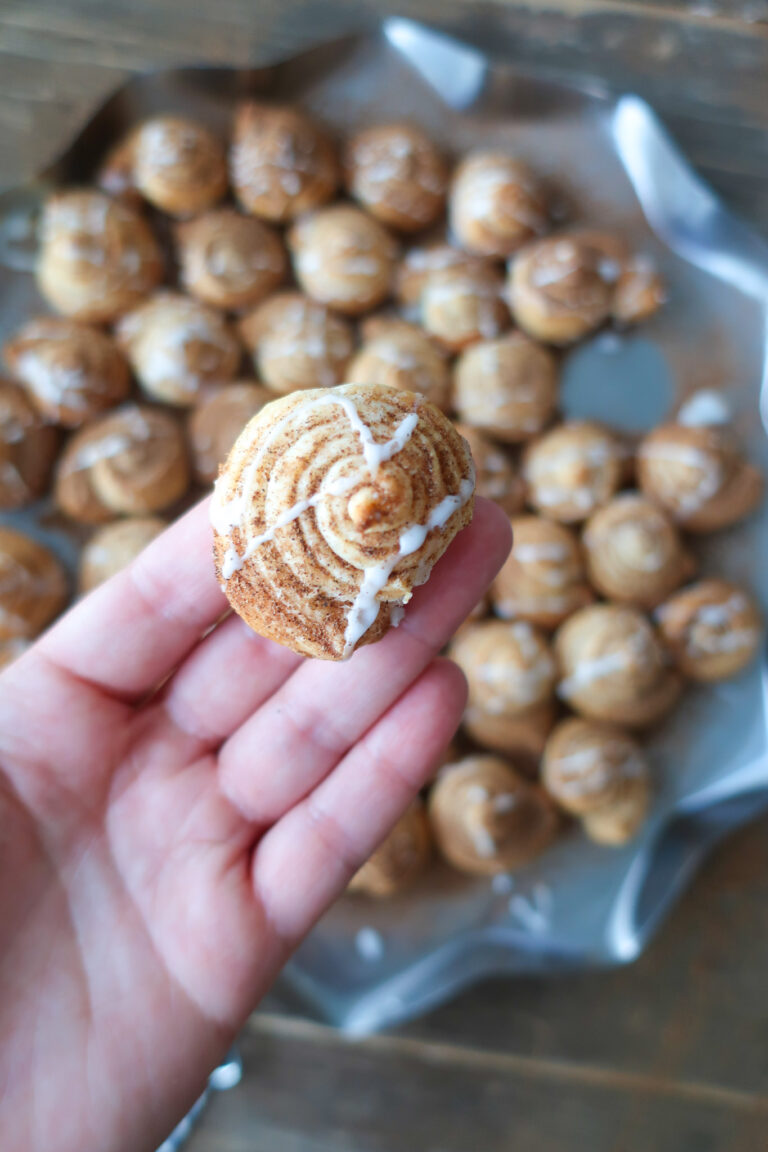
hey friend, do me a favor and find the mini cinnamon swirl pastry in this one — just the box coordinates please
[656,579,763,682]
[79,516,166,593]
[36,190,163,322]
[508,233,619,345]
[4,318,130,427]
[612,255,666,326]
[429,755,560,876]
[449,151,549,258]
[230,102,339,222]
[582,493,694,609]
[395,244,491,310]
[212,382,474,660]
[555,603,681,728]
[0,379,58,508]
[0,638,31,671]
[450,619,558,758]
[420,261,510,352]
[238,292,355,394]
[176,208,287,311]
[0,527,67,640]
[542,718,650,845]
[344,123,448,233]
[131,116,228,217]
[188,381,271,485]
[348,797,432,897]
[636,422,763,533]
[491,516,593,629]
[288,205,397,316]
[348,317,450,410]
[453,332,558,443]
[55,405,189,523]
[453,425,526,516]
[522,420,627,523]
[97,131,141,203]
[116,292,241,408]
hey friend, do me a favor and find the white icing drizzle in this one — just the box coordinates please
[639,440,722,513]
[553,744,645,799]
[514,541,569,565]
[558,629,652,700]
[677,389,732,428]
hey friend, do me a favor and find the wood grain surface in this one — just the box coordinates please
[1,2,767,1149]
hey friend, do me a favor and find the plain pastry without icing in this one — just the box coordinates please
[4,317,131,427]
[212,382,475,660]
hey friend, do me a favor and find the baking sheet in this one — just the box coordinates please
[1,18,767,1036]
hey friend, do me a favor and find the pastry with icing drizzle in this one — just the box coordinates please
[0,379,58,508]
[429,755,560,876]
[212,381,474,660]
[453,424,526,516]
[348,317,450,411]
[79,517,165,593]
[36,189,163,322]
[522,420,627,523]
[176,208,287,311]
[55,405,189,523]
[288,205,397,316]
[419,259,510,351]
[0,526,67,641]
[555,603,681,728]
[348,797,432,897]
[5,318,131,427]
[453,331,558,443]
[188,382,271,486]
[542,717,650,845]
[582,493,694,609]
[656,579,763,682]
[508,232,621,345]
[116,291,242,408]
[637,421,763,533]
[230,102,339,223]
[450,619,558,759]
[344,123,448,233]
[238,292,355,394]
[395,243,494,310]
[449,151,549,257]
[131,116,228,217]
[491,516,593,629]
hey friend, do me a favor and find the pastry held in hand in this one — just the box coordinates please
[4,317,130,427]
[348,797,432,897]
[555,603,681,728]
[429,755,560,876]
[542,718,650,845]
[656,579,763,682]
[212,382,475,660]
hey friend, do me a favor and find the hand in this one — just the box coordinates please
[0,496,510,1152]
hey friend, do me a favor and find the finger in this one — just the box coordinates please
[37,498,227,700]
[252,657,467,948]
[161,615,303,748]
[219,497,511,824]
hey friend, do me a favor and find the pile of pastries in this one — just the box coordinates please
[0,104,763,896]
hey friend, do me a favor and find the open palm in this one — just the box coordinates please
[0,496,509,1152]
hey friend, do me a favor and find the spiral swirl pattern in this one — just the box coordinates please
[212,382,475,660]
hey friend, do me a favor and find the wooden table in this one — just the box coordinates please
[2,2,768,1148]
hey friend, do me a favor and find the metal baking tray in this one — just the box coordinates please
[2,18,768,1037]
